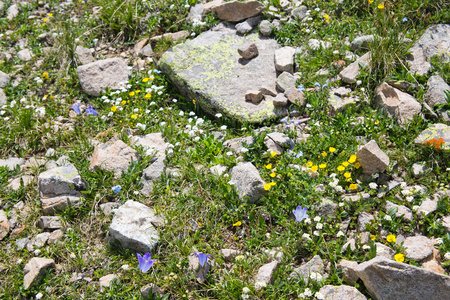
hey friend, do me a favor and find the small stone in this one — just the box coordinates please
[412,163,426,178]
[424,75,450,107]
[75,45,95,65]
[291,5,307,20]
[23,257,55,289]
[209,0,265,22]
[188,252,210,283]
[337,260,359,284]
[357,212,374,232]
[289,255,326,281]
[259,20,272,36]
[254,260,278,290]
[37,216,63,230]
[276,71,296,92]
[264,132,295,154]
[318,285,368,300]
[139,44,153,57]
[220,249,240,262]
[417,198,438,219]
[0,157,25,171]
[272,93,288,107]
[343,239,356,252]
[245,90,263,103]
[351,35,374,51]
[6,4,19,20]
[308,39,331,50]
[0,88,6,106]
[141,283,164,298]
[238,42,258,60]
[99,274,119,290]
[284,87,305,106]
[210,165,227,176]
[274,46,296,74]
[99,202,121,215]
[403,235,434,262]
[356,140,389,177]
[443,215,450,234]
[339,52,371,84]
[0,70,10,88]
[27,232,51,252]
[17,49,33,61]
[149,30,189,42]
[0,210,10,240]
[236,21,253,34]
[16,238,30,250]
[264,248,284,262]
[48,229,64,244]
[375,242,395,260]
[229,162,267,203]
[385,201,413,222]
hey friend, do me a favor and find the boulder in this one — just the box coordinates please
[159,27,284,123]
[318,285,367,300]
[414,123,450,152]
[354,256,450,300]
[424,75,450,107]
[77,58,130,96]
[356,140,389,176]
[339,52,371,84]
[209,0,265,22]
[403,235,434,262]
[229,162,267,203]
[23,257,55,289]
[107,200,159,253]
[373,82,421,124]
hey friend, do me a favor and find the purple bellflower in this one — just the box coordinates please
[195,252,212,268]
[71,103,81,115]
[293,205,308,222]
[137,253,157,273]
[85,105,98,116]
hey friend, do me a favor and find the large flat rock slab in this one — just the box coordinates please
[415,123,450,152]
[159,26,285,124]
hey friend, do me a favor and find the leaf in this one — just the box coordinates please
[388,207,398,216]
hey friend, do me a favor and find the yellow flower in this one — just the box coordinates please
[329,147,336,153]
[322,151,327,157]
[121,100,126,105]
[349,184,358,190]
[370,235,376,240]
[42,72,49,79]
[144,93,151,99]
[342,161,349,167]
[233,221,242,227]
[387,234,396,243]
[111,105,117,112]
[143,78,150,82]
[348,155,357,163]
[369,0,374,3]
[135,90,140,94]
[319,163,326,169]
[193,99,196,105]
[394,253,404,263]
[129,91,135,96]
[270,182,276,187]
[306,161,313,168]
[131,114,137,119]
[43,18,48,22]
[311,165,318,172]
[378,4,384,9]
[346,178,352,182]
[264,183,271,190]
[48,13,53,17]
[43,95,48,99]
[265,163,272,169]
[354,162,361,169]
[375,120,379,125]
[337,165,345,172]
[271,151,277,157]
[344,172,351,178]
[323,14,329,22]
[270,172,276,178]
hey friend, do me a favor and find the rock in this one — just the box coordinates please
[443,215,450,233]
[150,30,189,43]
[131,133,166,159]
[264,248,284,262]
[274,46,296,74]
[289,255,326,281]
[423,259,446,274]
[284,87,305,106]
[235,21,253,35]
[159,28,284,123]
[107,200,159,253]
[27,232,51,251]
[220,249,240,262]
[339,52,371,84]
[77,58,130,96]
[209,0,264,22]
[210,165,227,176]
[238,42,258,60]
[41,195,81,215]
[403,235,434,261]
[414,123,450,152]
[374,82,421,124]
[272,93,288,107]
[229,162,267,203]
[23,257,55,289]
[0,210,10,240]
[245,90,263,103]
[328,94,359,114]
[350,35,374,51]
[6,4,18,20]
[276,71,296,92]
[318,285,367,300]
[0,70,10,88]
[188,252,210,283]
[385,201,413,222]
[357,212,374,232]
[37,216,63,230]
[16,238,30,250]
[142,159,165,182]
[141,283,165,298]
[254,261,278,289]
[99,274,119,290]
[17,49,33,61]
[0,88,6,106]
[316,198,338,217]
[337,260,359,284]
[224,136,255,154]
[343,239,356,252]
[264,132,294,154]
[412,163,426,178]
[38,163,85,198]
[291,6,307,20]
[0,157,25,171]
[375,243,395,260]
[417,198,438,218]
[139,44,153,57]
[99,202,121,215]
[424,75,450,107]
[356,140,389,176]
[407,24,450,76]
[48,229,64,244]
[75,45,95,65]
[90,140,140,178]
[354,256,450,300]
[259,20,272,37]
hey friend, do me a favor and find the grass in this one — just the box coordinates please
[1,0,450,299]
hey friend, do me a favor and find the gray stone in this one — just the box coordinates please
[149,30,189,43]
[375,242,395,260]
[0,210,9,240]
[318,285,367,300]
[48,229,64,244]
[356,140,389,176]
[141,283,164,299]
[0,88,6,106]
[351,35,374,51]
[90,140,140,178]
[236,21,253,34]
[23,257,55,289]
[75,45,95,65]
[77,58,130,96]
[374,82,422,124]
[0,71,10,88]
[259,20,272,37]
[284,87,305,106]
[385,201,413,222]
[219,249,240,262]
[417,198,438,218]
[291,6,307,20]
[224,136,255,154]
[424,75,450,107]
[407,24,450,76]
[209,0,265,22]
[354,256,450,300]
[264,132,294,154]
[140,44,153,57]
[99,274,119,290]
[414,123,450,151]
[412,163,426,178]
[264,248,284,262]
[274,46,296,74]
[230,162,267,203]
[276,71,296,92]
[99,202,121,215]
[337,260,359,284]
[142,160,165,182]
[443,215,450,233]
[38,163,85,198]
[107,200,159,253]
[15,238,30,250]
[188,252,210,283]
[17,49,33,61]
[131,133,166,159]
[254,260,278,289]
[159,28,284,123]
[339,52,371,84]
[357,212,374,232]
[289,255,326,281]
[6,4,18,20]
[272,94,288,107]
[0,157,25,171]
[245,90,263,103]
[328,94,359,114]
[316,198,338,217]
[238,42,258,60]
[37,216,63,230]
[42,195,81,215]
[210,165,227,176]
[27,232,51,251]
[403,235,433,261]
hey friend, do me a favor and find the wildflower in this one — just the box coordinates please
[348,155,357,163]
[179,111,184,116]
[270,172,276,178]
[111,185,121,194]
[370,235,376,240]
[143,77,150,82]
[402,17,408,22]
[354,162,361,169]
[270,151,277,157]
[306,161,313,168]
[137,253,157,273]
[43,17,48,22]
[293,206,308,222]
[423,138,445,150]
[344,172,351,178]
[255,281,267,289]
[311,165,319,172]
[131,114,137,119]
[373,173,379,179]
[302,233,311,240]
[362,245,371,250]
[338,202,344,207]
[298,85,305,92]
[136,123,146,131]
[35,292,44,299]
[221,125,227,130]
[319,163,326,169]
[337,165,345,171]
[242,287,250,294]
[316,223,323,230]
[323,14,329,22]
[42,72,49,79]
[387,234,396,243]
[394,253,404,263]
[304,218,311,224]
[215,113,222,118]
[349,184,358,190]
[384,215,392,221]
[85,105,98,116]
[369,182,378,190]
[111,105,117,112]
[233,221,242,226]
[369,0,374,3]
[336,230,344,237]
[241,147,249,153]
[313,216,321,222]
[412,205,419,211]
[436,238,443,245]
[264,183,272,190]
[356,80,362,86]
[160,121,166,126]
[445,252,450,260]
[71,103,81,115]
[314,82,321,88]
[195,252,212,267]
[342,161,349,167]
[406,196,414,202]
[296,150,303,158]
[144,93,151,99]
[313,230,320,236]
[378,4,384,9]
[329,147,336,152]
[226,151,233,156]
[129,91,135,96]
[315,291,325,300]
[321,151,327,157]
[265,164,272,169]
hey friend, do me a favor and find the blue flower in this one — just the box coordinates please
[195,252,212,267]
[111,185,121,194]
[71,103,81,115]
[280,118,288,124]
[86,105,98,116]
[322,83,328,89]
[402,17,408,22]
[314,82,321,88]
[298,85,305,92]
[296,151,303,158]
[153,69,162,74]
[137,253,157,273]
[293,205,308,222]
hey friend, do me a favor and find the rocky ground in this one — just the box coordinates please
[1,0,450,299]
